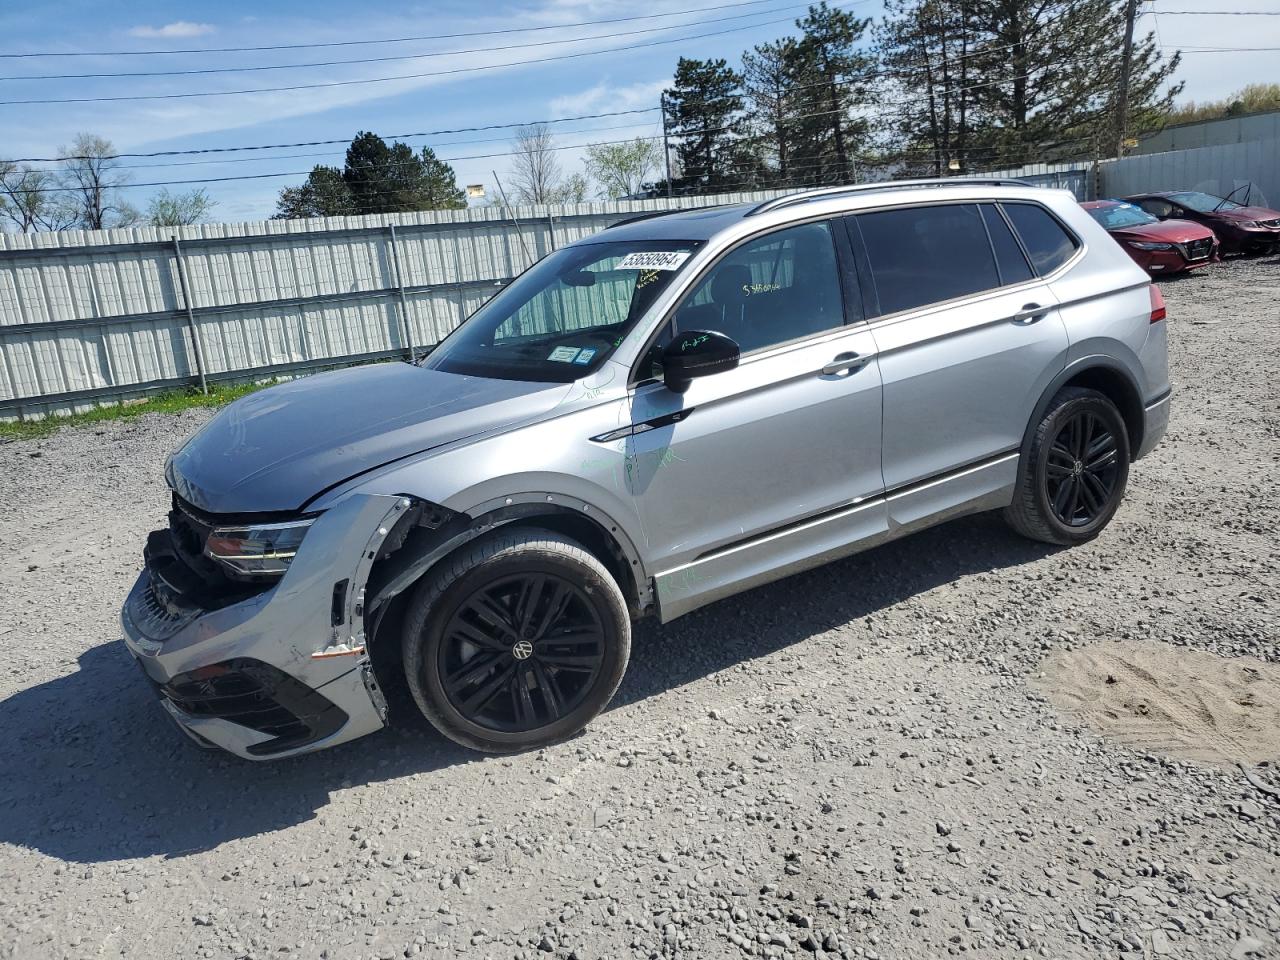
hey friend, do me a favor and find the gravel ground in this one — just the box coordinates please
[0,257,1277,960]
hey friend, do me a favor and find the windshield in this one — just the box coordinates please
[1169,191,1241,213]
[1087,203,1158,229]
[426,239,701,382]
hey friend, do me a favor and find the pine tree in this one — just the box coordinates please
[742,39,802,187]
[664,57,746,191]
[274,135,466,218]
[961,0,1182,165]
[789,3,875,185]
[877,0,982,175]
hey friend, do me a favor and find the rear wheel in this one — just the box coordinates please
[1004,386,1130,546]
[402,528,630,753]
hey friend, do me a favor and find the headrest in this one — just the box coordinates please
[711,264,752,305]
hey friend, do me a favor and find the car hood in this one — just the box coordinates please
[168,363,568,514]
[1110,218,1214,244]
[1212,205,1280,223]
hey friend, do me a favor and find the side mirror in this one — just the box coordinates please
[661,330,739,394]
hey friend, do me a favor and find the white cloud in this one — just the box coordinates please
[550,79,668,118]
[128,21,217,39]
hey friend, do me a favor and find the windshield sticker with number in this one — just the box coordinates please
[573,348,597,365]
[547,346,582,363]
[616,251,691,271]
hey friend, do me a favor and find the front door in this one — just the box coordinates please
[615,220,887,618]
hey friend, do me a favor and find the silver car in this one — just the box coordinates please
[121,179,1170,759]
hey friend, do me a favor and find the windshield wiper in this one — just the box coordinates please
[1214,184,1249,211]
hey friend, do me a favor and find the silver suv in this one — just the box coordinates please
[122,180,1170,759]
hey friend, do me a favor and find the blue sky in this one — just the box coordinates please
[0,1,1275,223]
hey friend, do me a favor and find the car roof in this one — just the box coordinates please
[586,204,755,243]
[581,179,1070,245]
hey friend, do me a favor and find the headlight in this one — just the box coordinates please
[1128,241,1174,251]
[204,518,316,577]
[1237,220,1259,229]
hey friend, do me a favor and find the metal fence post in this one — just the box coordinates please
[387,224,415,360]
[172,236,208,395]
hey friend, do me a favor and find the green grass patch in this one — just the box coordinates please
[0,380,274,442]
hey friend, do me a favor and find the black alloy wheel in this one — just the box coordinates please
[1044,410,1121,527]
[1004,386,1130,546]
[402,528,631,753]
[438,573,605,733]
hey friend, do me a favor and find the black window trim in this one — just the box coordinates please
[842,197,1085,324]
[997,199,1083,279]
[627,213,864,388]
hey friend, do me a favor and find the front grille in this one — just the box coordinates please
[1182,238,1213,261]
[126,572,196,641]
[161,658,347,756]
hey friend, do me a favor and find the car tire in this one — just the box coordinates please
[1004,386,1131,546]
[402,527,630,753]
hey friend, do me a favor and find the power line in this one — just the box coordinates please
[1,109,663,164]
[1140,9,1280,14]
[0,2,818,82]
[2,16,1108,164]
[9,65,1101,196]
[0,1,779,59]
[0,8,856,106]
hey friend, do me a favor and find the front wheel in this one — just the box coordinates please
[1004,386,1130,546]
[402,528,630,753]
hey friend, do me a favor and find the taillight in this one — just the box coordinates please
[1149,284,1166,324]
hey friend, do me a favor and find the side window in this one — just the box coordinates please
[1136,199,1170,219]
[857,203,999,315]
[668,221,847,356]
[981,204,1034,286]
[1002,202,1080,275]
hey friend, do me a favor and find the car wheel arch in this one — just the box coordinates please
[361,493,648,645]
[1021,358,1145,465]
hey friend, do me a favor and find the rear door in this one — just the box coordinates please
[848,200,1074,527]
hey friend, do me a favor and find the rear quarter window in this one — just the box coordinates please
[1002,202,1080,275]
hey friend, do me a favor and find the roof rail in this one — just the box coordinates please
[744,178,1036,217]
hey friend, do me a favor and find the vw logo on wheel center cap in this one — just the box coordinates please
[512,639,534,660]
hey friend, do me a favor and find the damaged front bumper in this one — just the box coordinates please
[120,493,410,760]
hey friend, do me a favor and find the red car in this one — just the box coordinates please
[1081,199,1220,275]
[1124,190,1280,256]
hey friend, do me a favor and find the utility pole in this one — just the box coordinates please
[1115,0,1139,158]
[660,92,673,199]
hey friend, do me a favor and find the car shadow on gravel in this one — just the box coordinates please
[0,513,1054,864]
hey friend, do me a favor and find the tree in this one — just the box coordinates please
[557,172,591,204]
[664,57,747,191]
[585,138,663,197]
[958,0,1181,164]
[56,133,139,230]
[273,134,466,218]
[1166,83,1280,126]
[0,163,77,233]
[506,124,571,204]
[788,3,875,184]
[742,39,802,186]
[147,188,216,226]
[416,146,467,209]
[877,0,982,176]
[274,166,355,219]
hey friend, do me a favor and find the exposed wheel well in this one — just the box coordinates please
[362,503,646,713]
[1058,365,1144,459]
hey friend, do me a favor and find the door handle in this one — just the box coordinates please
[1010,303,1049,325]
[822,352,871,376]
